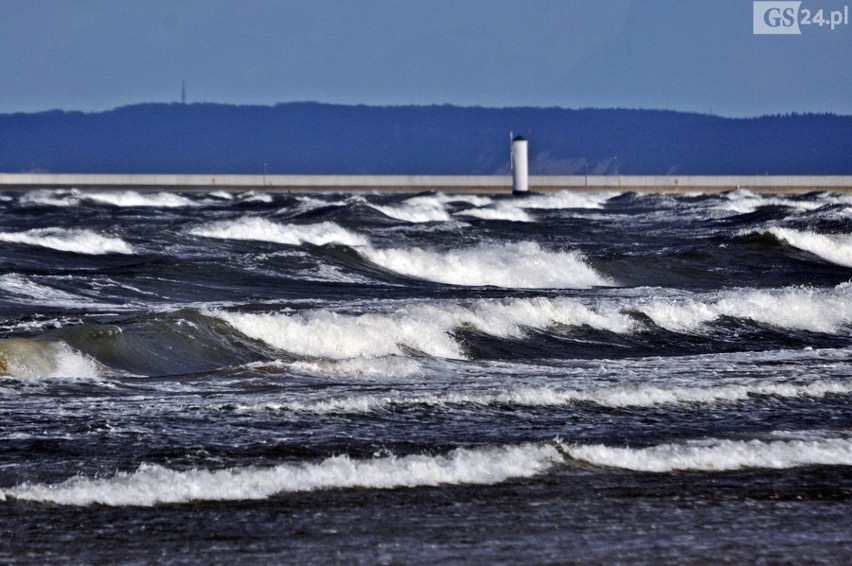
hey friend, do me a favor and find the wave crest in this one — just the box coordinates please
[360,242,612,288]
[0,338,101,379]
[190,218,369,247]
[1,442,562,506]
[209,297,633,360]
[241,380,852,414]
[636,286,852,334]
[565,436,852,472]
[762,227,852,267]
[371,196,451,223]
[0,228,134,255]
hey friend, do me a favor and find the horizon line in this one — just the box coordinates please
[3,100,850,121]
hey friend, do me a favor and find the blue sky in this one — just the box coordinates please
[0,0,849,116]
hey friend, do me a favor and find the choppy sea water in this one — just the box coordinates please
[0,187,850,564]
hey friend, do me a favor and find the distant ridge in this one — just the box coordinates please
[1,103,849,175]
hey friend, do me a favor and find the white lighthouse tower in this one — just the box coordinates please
[511,135,529,195]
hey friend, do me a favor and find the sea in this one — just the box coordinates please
[0,187,850,564]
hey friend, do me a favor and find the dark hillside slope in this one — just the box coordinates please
[1,103,849,174]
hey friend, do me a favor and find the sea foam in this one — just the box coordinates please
[81,191,197,208]
[515,190,618,210]
[190,218,369,247]
[191,218,608,288]
[242,380,852,414]
[371,196,452,223]
[637,286,852,334]
[209,297,633,360]
[360,242,612,288]
[0,338,101,379]
[564,436,852,472]
[0,228,134,255]
[764,227,852,267]
[18,189,196,208]
[0,274,84,306]
[5,434,849,506]
[1,442,562,506]
[455,203,533,222]
[717,189,824,215]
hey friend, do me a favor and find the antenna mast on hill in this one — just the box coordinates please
[181,80,186,104]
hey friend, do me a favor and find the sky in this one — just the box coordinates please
[0,0,850,117]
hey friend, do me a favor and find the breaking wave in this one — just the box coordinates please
[5,433,849,506]
[209,297,633,360]
[190,218,369,247]
[209,285,851,362]
[288,356,424,378]
[455,203,533,222]
[761,227,852,268]
[371,196,451,223]
[1,442,562,506]
[19,189,196,208]
[0,227,134,254]
[716,189,826,214]
[0,274,84,306]
[635,285,852,334]
[191,218,610,288]
[0,338,101,379]
[360,242,612,288]
[81,191,197,208]
[241,380,852,414]
[515,191,617,210]
[564,436,852,472]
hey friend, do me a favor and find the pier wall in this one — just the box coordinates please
[0,173,850,193]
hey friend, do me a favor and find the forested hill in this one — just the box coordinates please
[1,103,849,175]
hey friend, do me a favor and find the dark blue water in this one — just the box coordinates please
[1,188,851,564]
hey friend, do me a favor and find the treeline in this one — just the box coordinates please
[1,102,849,174]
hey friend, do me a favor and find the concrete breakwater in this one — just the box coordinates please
[0,173,851,193]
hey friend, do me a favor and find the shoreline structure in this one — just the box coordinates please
[0,173,850,194]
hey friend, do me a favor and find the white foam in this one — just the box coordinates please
[371,196,451,223]
[248,380,852,414]
[0,274,84,305]
[237,191,274,203]
[211,306,464,359]
[289,356,423,378]
[455,203,533,222]
[434,193,493,207]
[565,436,852,472]
[209,297,633,360]
[360,242,612,288]
[764,227,852,267]
[1,442,562,506]
[206,191,234,200]
[0,228,134,255]
[717,189,824,215]
[450,191,616,222]
[637,286,852,334]
[19,189,198,208]
[516,191,618,210]
[82,191,197,208]
[18,189,79,207]
[299,264,378,285]
[190,218,369,247]
[0,339,101,379]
